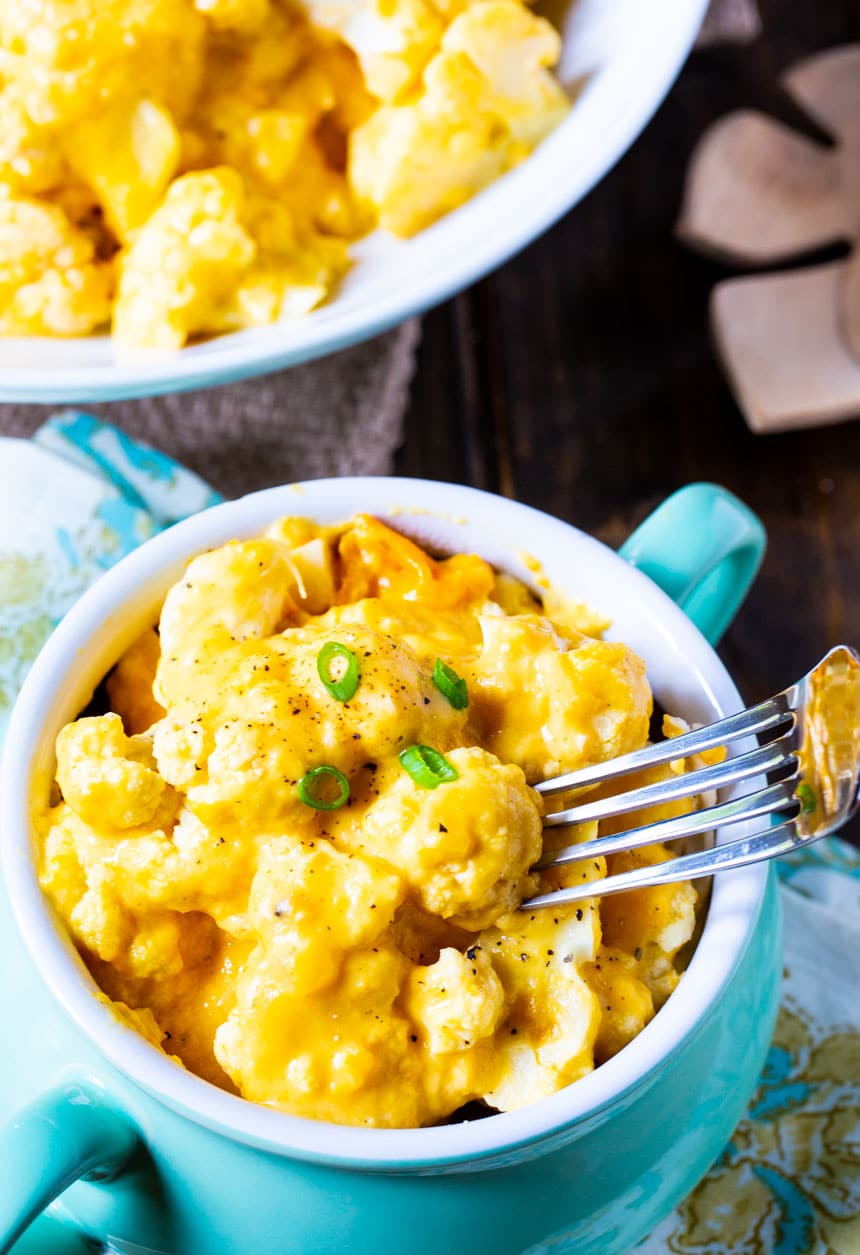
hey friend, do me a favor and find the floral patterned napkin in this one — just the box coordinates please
[638,843,860,1255]
[1,416,857,1255]
[0,412,220,744]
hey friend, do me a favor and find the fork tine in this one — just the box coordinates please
[522,816,800,908]
[542,731,797,828]
[536,779,797,868]
[534,692,794,797]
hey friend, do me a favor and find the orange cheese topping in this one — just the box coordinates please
[39,515,702,1127]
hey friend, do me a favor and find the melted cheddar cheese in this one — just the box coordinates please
[39,514,705,1127]
[0,0,568,347]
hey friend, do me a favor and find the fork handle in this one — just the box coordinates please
[620,483,766,645]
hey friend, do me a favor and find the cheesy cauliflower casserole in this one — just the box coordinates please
[39,515,710,1128]
[0,0,569,348]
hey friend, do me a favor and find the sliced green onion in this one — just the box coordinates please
[796,782,817,814]
[297,765,350,810]
[317,641,360,703]
[432,658,469,710]
[399,744,459,789]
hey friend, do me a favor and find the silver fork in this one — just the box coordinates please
[522,645,860,910]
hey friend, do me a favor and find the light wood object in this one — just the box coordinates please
[676,45,860,433]
[698,0,761,46]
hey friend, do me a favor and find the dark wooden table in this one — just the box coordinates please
[398,0,860,842]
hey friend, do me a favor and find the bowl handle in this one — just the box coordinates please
[0,1079,139,1253]
[619,482,766,645]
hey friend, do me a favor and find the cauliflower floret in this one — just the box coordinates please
[153,536,468,830]
[297,0,444,102]
[157,535,466,759]
[478,866,603,1111]
[113,168,349,348]
[273,623,468,764]
[0,195,113,336]
[216,941,418,1124]
[465,615,652,783]
[441,0,568,144]
[583,946,655,1064]
[215,840,416,1125]
[349,48,506,236]
[70,876,136,965]
[112,168,256,349]
[156,538,299,688]
[250,837,405,962]
[161,716,312,829]
[405,945,504,1053]
[55,714,176,831]
[232,186,351,323]
[0,0,205,128]
[0,88,66,195]
[357,746,542,929]
[349,0,567,235]
[44,790,259,942]
[155,621,465,828]
[600,843,697,1007]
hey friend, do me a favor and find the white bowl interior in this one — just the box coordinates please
[0,0,709,401]
[0,480,766,1166]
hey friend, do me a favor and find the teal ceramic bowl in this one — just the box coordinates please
[0,480,779,1255]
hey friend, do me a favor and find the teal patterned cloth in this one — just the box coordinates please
[0,416,857,1255]
[0,412,221,744]
[638,842,860,1255]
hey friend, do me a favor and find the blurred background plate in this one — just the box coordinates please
[0,0,708,404]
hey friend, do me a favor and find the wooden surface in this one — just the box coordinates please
[397,0,860,842]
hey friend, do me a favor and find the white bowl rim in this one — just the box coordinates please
[0,0,710,403]
[0,478,767,1168]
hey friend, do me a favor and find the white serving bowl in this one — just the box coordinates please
[0,0,708,403]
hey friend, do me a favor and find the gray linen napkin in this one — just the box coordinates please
[0,320,419,496]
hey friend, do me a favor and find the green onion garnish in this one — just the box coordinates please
[317,641,360,703]
[432,658,469,710]
[796,782,817,815]
[399,744,459,789]
[297,765,350,810]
